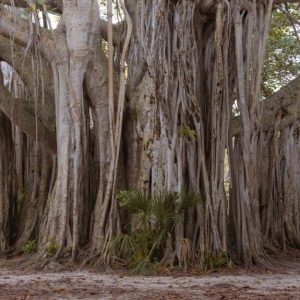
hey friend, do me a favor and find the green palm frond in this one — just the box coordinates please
[177,186,202,213]
[117,190,151,214]
[134,230,154,253]
[109,233,136,258]
[151,191,176,229]
[131,257,153,274]
[112,188,203,272]
[131,211,152,230]
[153,227,169,248]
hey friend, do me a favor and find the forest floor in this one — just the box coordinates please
[1,250,300,299]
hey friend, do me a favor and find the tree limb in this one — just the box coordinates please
[233,76,300,135]
[0,35,56,131]
[0,83,56,154]
[1,0,62,13]
[0,8,55,61]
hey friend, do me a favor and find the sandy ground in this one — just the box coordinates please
[1,266,300,300]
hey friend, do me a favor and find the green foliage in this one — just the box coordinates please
[179,126,197,141]
[131,257,153,274]
[264,4,300,97]
[47,241,58,257]
[26,3,37,12]
[110,189,202,273]
[23,240,37,255]
[178,186,203,212]
[109,234,137,258]
[204,251,232,271]
[117,190,152,229]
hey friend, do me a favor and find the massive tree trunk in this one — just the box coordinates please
[229,0,274,266]
[39,0,100,259]
[0,0,298,269]
[0,113,14,254]
[233,76,300,255]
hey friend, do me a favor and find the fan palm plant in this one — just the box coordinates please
[110,188,202,273]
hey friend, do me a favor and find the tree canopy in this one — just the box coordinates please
[264,3,300,97]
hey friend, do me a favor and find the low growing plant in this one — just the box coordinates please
[179,125,197,141]
[204,250,232,271]
[47,241,58,257]
[23,240,38,254]
[110,188,202,273]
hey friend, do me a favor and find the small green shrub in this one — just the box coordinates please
[204,251,232,271]
[179,126,197,141]
[47,241,58,257]
[23,240,38,254]
[110,188,202,273]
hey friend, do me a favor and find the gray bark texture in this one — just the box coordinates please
[0,0,298,269]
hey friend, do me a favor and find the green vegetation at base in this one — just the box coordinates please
[109,188,202,274]
[47,241,58,257]
[23,240,38,255]
[204,251,232,272]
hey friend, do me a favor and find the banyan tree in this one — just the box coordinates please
[0,0,299,269]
